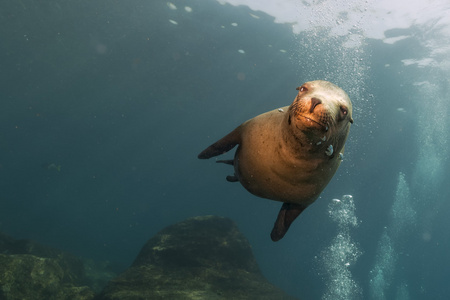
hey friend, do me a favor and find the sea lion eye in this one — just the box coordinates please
[296,86,308,92]
[339,106,350,122]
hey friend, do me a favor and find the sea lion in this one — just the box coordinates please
[198,80,353,241]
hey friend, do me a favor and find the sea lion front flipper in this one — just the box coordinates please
[198,127,241,159]
[270,203,307,242]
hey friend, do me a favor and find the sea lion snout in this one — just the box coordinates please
[289,96,331,129]
[309,97,322,113]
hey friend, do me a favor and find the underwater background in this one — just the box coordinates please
[0,0,449,299]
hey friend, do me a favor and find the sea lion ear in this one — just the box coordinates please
[198,126,242,159]
[349,117,354,124]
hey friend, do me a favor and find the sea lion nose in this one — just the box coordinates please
[309,97,322,113]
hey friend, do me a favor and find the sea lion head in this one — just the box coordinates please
[287,80,353,156]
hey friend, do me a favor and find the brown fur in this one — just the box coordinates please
[198,80,353,240]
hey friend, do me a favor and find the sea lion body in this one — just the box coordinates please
[234,106,341,205]
[198,80,353,241]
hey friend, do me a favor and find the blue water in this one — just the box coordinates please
[1,0,449,299]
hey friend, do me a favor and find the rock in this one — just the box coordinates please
[0,254,94,300]
[98,216,298,300]
[0,231,85,282]
[0,232,97,300]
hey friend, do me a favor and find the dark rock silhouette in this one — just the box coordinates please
[98,216,298,300]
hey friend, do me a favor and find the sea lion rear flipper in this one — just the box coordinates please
[270,203,307,242]
[216,160,234,165]
[226,175,239,182]
[198,127,241,159]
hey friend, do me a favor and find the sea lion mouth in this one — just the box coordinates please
[296,114,328,129]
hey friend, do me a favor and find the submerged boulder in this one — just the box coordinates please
[0,232,96,300]
[0,254,94,300]
[98,216,297,300]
